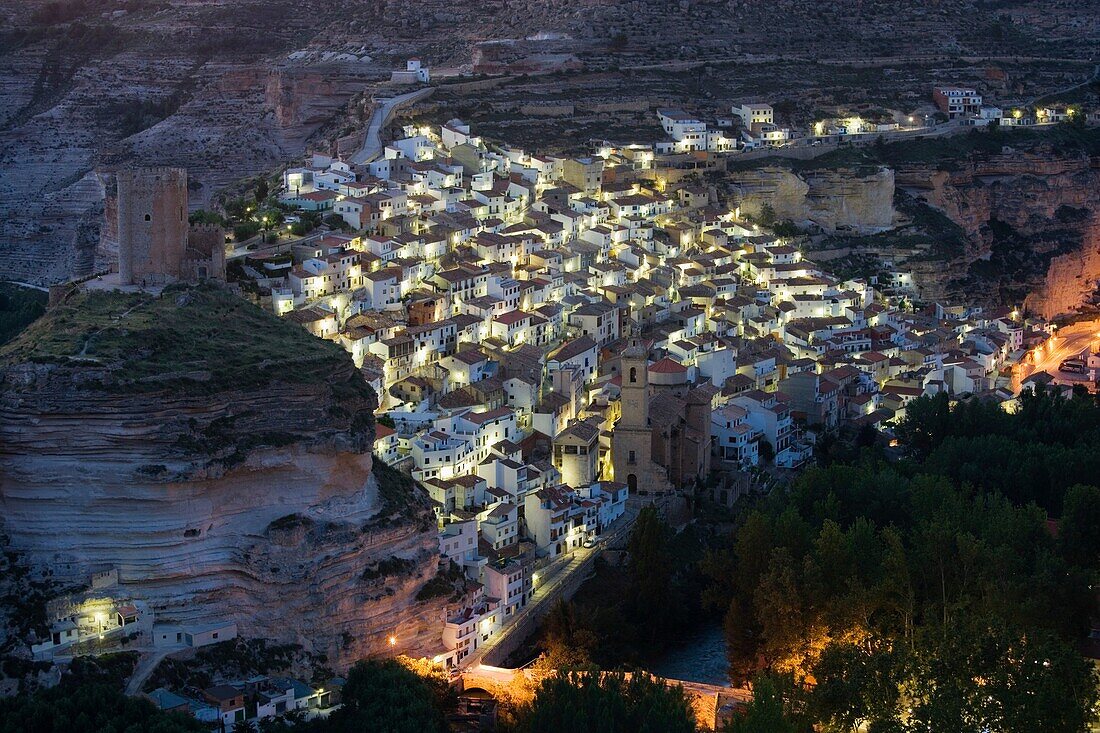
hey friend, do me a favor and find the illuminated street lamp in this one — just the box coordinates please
[388,635,397,647]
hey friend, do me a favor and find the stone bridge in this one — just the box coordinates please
[458,664,752,731]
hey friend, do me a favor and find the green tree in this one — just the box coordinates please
[323,214,350,231]
[233,221,261,242]
[189,209,227,226]
[626,506,674,640]
[0,681,205,733]
[1060,483,1100,569]
[756,203,778,228]
[725,675,798,733]
[907,619,1097,733]
[323,659,448,733]
[540,598,597,669]
[0,283,47,346]
[255,178,269,203]
[893,392,951,458]
[519,671,695,733]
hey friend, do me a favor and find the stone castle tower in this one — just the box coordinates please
[611,340,672,495]
[117,167,189,286]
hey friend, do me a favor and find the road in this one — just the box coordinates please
[1013,319,1100,392]
[349,87,435,165]
[125,648,171,696]
[461,504,640,669]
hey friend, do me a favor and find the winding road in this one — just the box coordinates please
[350,87,435,165]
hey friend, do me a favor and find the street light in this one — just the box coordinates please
[388,635,397,647]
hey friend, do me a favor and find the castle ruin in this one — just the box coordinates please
[114,167,225,286]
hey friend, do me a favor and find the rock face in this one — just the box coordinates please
[0,286,447,666]
[731,166,897,233]
[896,149,1100,315]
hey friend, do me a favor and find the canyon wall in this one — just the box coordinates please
[896,149,1100,315]
[0,289,448,666]
[730,166,897,233]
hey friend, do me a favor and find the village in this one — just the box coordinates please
[21,81,1100,730]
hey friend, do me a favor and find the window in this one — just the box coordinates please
[144,214,151,221]
[628,450,636,464]
[629,367,637,383]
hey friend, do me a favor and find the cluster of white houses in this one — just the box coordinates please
[650,90,1092,153]
[243,110,1057,667]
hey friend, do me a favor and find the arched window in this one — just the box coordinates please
[144,214,151,221]
[629,367,637,383]
[627,474,638,493]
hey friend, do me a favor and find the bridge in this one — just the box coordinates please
[458,664,752,731]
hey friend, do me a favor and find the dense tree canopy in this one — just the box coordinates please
[516,671,695,733]
[0,681,204,733]
[322,658,449,733]
[704,388,1100,731]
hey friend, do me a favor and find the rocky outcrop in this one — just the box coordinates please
[896,149,1100,315]
[0,287,448,666]
[730,166,897,233]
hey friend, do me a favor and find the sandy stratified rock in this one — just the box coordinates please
[0,286,449,666]
[896,149,1100,315]
[731,166,897,233]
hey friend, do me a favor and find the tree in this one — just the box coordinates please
[0,681,205,733]
[626,506,674,640]
[1059,483,1100,569]
[232,720,256,733]
[255,178,269,203]
[539,598,597,669]
[907,619,1098,733]
[323,214,350,231]
[323,658,448,733]
[234,221,261,242]
[724,675,798,733]
[189,209,227,226]
[756,203,778,228]
[519,671,695,733]
[758,439,775,463]
[893,392,951,457]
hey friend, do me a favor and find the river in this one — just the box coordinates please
[648,622,729,686]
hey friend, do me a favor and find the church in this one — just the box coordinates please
[611,340,715,494]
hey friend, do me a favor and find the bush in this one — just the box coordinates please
[323,214,350,231]
[233,221,261,242]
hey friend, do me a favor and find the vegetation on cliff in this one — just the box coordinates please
[0,283,46,348]
[0,283,367,399]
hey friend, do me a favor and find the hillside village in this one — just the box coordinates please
[227,102,1083,669]
[23,92,1099,729]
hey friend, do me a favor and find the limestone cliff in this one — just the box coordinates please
[0,284,448,666]
[730,166,897,234]
[896,147,1100,316]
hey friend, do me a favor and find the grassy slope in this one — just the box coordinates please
[0,283,352,395]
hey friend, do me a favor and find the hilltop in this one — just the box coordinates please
[1,283,361,397]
